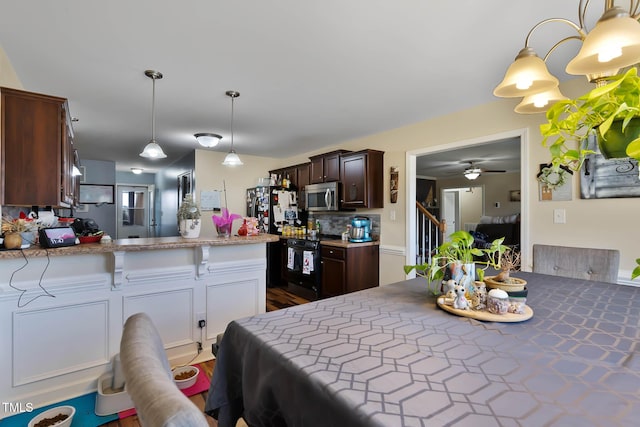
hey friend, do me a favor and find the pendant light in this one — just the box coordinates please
[140,70,167,159]
[222,90,243,166]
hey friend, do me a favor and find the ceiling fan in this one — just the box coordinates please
[463,161,506,180]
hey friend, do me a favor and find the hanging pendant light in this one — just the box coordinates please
[222,90,243,166]
[140,70,167,159]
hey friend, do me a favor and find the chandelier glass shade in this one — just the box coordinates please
[514,87,569,114]
[566,7,640,75]
[194,133,222,148]
[494,1,640,113]
[493,48,559,98]
[140,70,167,159]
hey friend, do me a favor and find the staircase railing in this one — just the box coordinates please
[415,201,446,265]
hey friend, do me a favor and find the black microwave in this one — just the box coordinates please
[305,182,340,212]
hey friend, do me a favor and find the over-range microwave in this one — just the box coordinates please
[305,182,340,211]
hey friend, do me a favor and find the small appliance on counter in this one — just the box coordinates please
[349,216,372,243]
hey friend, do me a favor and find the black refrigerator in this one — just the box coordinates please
[246,186,299,287]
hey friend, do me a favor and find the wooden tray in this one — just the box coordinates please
[437,296,533,322]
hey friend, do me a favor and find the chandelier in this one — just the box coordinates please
[494,0,640,114]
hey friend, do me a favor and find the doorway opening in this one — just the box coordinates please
[441,186,483,240]
[405,129,530,271]
[116,184,156,239]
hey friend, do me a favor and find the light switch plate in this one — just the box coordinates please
[553,208,566,224]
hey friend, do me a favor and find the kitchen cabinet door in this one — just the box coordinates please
[321,246,346,297]
[309,150,350,183]
[321,244,379,298]
[296,163,310,209]
[340,149,384,209]
[1,87,72,207]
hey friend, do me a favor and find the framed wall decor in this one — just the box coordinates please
[537,163,572,201]
[509,190,521,202]
[79,184,114,204]
[580,134,640,199]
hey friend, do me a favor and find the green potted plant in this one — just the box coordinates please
[540,66,640,176]
[177,194,201,239]
[404,230,508,295]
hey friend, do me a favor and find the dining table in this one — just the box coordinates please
[205,271,640,427]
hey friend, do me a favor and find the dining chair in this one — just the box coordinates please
[532,244,620,283]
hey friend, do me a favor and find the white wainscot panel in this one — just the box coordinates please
[123,288,194,349]
[207,277,261,338]
[13,300,109,386]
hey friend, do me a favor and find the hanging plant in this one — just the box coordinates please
[540,67,640,170]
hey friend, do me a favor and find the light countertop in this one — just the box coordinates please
[0,234,279,259]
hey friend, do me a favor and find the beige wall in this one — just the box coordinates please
[0,45,22,88]
[194,150,282,238]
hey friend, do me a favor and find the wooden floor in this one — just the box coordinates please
[100,286,308,426]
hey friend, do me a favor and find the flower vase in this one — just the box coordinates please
[216,223,232,239]
[20,231,36,248]
[450,262,476,293]
[179,219,201,239]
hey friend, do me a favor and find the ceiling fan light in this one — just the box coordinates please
[194,133,222,148]
[494,48,559,98]
[140,140,167,158]
[566,7,640,75]
[515,87,568,114]
[464,170,481,180]
[131,167,143,174]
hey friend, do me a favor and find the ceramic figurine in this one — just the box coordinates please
[453,284,470,310]
[443,279,457,303]
[471,281,487,310]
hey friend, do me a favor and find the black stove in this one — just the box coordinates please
[286,238,322,299]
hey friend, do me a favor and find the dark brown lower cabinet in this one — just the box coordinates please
[321,244,379,298]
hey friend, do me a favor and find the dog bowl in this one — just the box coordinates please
[172,365,199,389]
[28,405,75,427]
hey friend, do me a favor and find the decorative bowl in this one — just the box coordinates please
[28,405,75,427]
[484,276,527,292]
[78,234,103,244]
[172,365,199,389]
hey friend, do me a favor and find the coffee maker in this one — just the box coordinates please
[349,216,372,242]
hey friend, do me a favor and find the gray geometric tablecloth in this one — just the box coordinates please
[205,272,640,427]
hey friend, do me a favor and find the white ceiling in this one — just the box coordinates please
[416,137,521,178]
[0,1,606,173]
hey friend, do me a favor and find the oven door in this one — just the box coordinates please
[286,239,321,297]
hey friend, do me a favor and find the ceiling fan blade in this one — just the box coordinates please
[481,169,507,173]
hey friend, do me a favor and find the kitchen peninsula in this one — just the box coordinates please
[0,234,277,418]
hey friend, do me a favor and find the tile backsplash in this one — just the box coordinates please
[311,212,380,239]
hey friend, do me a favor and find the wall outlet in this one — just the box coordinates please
[390,210,396,221]
[196,312,206,326]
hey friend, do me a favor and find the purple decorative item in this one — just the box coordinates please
[212,208,241,238]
